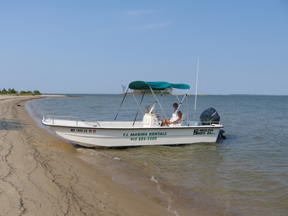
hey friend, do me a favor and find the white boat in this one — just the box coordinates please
[42,81,224,148]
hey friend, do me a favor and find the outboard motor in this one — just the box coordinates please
[200,107,220,125]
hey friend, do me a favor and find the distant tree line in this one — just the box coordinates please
[121,85,172,95]
[0,88,41,95]
[133,88,172,95]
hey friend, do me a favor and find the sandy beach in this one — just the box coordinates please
[0,95,174,216]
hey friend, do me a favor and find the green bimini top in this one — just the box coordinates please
[129,81,190,90]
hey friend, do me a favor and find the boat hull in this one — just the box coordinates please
[45,124,223,148]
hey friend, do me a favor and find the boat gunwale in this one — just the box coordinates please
[42,122,223,130]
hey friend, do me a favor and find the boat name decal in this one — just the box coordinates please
[193,129,215,135]
[122,132,167,141]
[123,132,167,137]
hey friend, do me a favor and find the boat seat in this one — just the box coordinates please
[169,113,186,127]
[178,113,186,125]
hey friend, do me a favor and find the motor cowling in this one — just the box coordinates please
[200,107,220,125]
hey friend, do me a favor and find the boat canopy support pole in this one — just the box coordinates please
[186,95,189,126]
[160,93,163,120]
[173,89,181,104]
[114,88,129,121]
[173,89,189,121]
[149,86,168,120]
[132,93,144,116]
[132,89,146,126]
[175,90,189,114]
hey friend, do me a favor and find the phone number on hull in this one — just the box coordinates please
[130,137,157,141]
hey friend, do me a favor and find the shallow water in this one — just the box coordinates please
[27,94,288,215]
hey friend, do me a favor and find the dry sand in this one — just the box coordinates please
[0,95,174,216]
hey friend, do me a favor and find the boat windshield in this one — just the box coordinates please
[145,104,155,114]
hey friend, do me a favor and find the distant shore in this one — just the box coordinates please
[0,94,67,99]
[0,95,173,215]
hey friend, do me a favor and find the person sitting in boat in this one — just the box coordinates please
[161,103,182,126]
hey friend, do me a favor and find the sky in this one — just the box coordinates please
[0,0,288,95]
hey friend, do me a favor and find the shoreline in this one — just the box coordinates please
[0,95,174,215]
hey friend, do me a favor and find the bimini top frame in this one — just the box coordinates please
[115,81,190,124]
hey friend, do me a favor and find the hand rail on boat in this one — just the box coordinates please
[43,115,101,127]
[92,122,101,127]
[44,115,85,121]
[200,121,222,126]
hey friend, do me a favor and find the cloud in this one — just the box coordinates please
[124,9,155,16]
[137,22,170,30]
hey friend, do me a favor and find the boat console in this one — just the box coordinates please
[142,104,161,127]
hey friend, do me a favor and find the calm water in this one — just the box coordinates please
[27,94,288,215]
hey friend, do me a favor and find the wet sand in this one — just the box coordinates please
[0,95,173,216]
